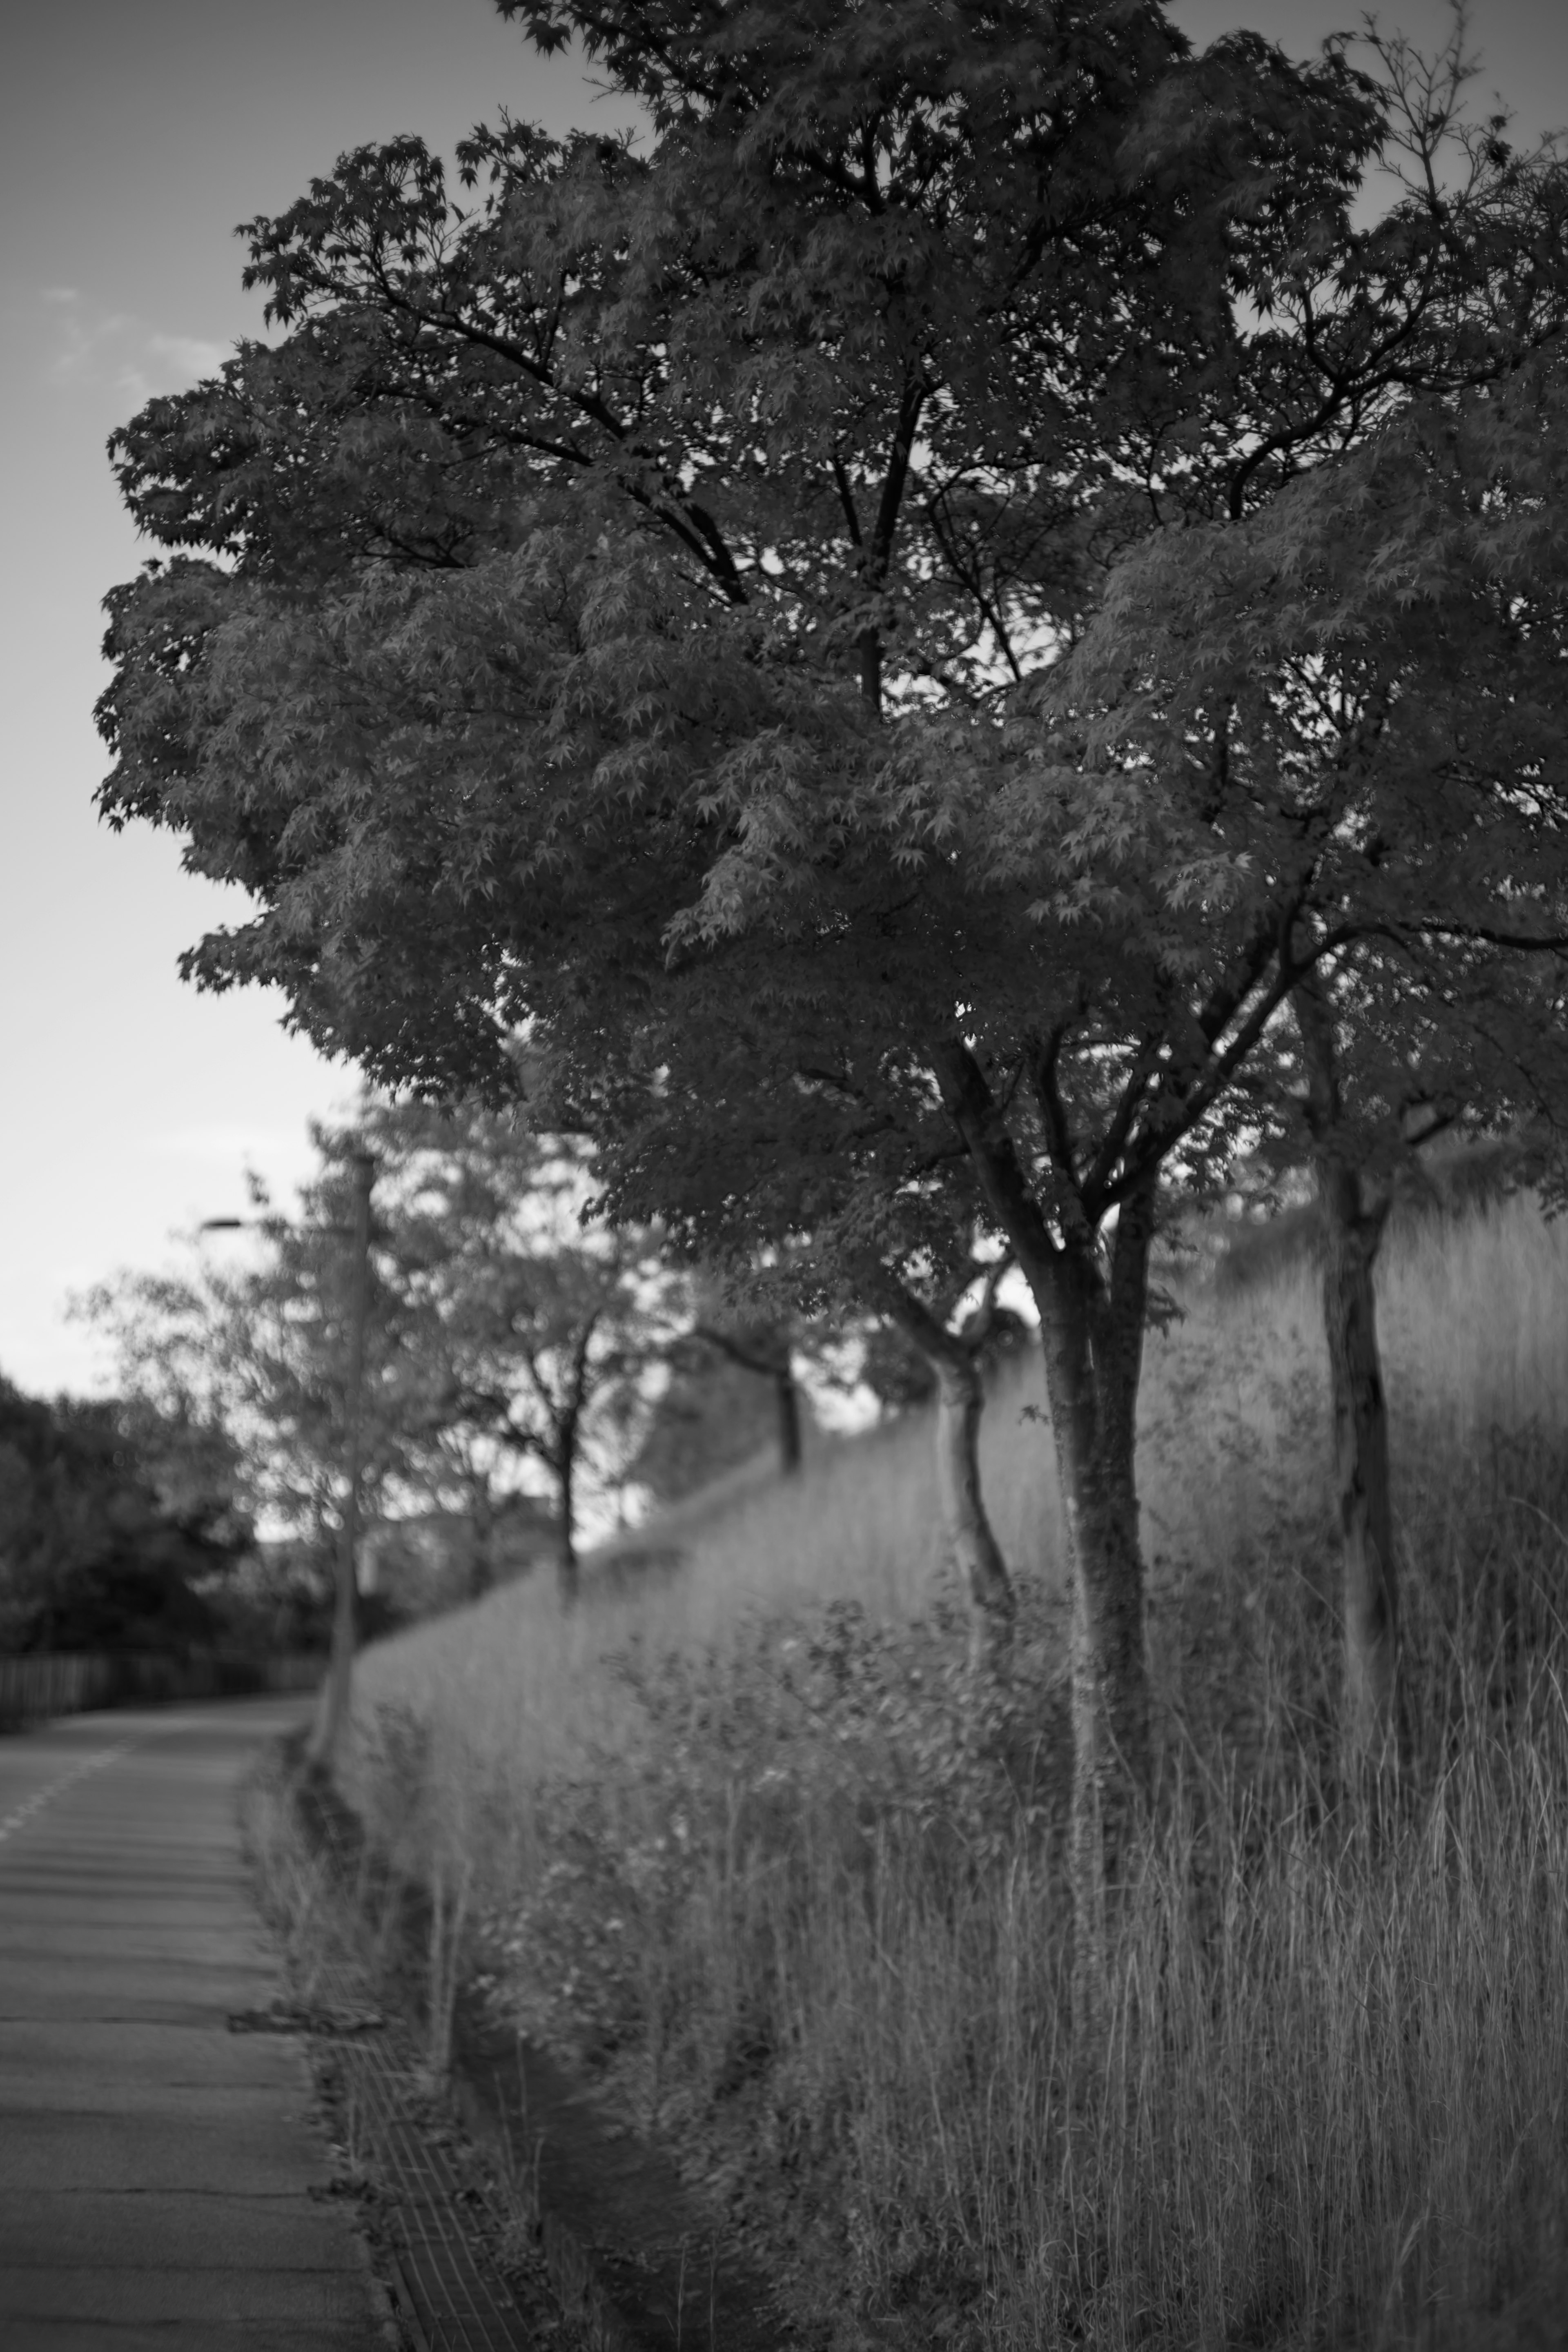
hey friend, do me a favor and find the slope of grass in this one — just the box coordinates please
[346,1194,1568,2350]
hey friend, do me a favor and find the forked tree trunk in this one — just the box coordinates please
[1293,980,1399,1768]
[877,1277,1016,1674]
[932,1042,1155,1993]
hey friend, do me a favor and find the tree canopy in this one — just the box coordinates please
[96,0,1568,1950]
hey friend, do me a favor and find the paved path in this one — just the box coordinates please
[0,1695,388,2351]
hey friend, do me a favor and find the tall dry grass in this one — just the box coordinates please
[348,1193,1568,2349]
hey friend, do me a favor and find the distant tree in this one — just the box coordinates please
[80,1155,411,1561]
[86,1109,679,1614]
[686,1310,807,1480]
[628,1331,793,1505]
[0,1382,246,1655]
[351,1099,681,1603]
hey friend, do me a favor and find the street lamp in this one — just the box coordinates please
[200,1147,376,1769]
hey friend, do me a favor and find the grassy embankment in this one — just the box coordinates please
[345,1195,1568,2350]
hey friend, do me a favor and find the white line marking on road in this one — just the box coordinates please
[0,1741,137,1848]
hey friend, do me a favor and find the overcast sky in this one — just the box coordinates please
[2,0,1564,1398]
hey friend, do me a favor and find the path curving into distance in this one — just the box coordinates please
[0,1696,388,2352]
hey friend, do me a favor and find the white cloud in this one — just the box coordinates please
[146,330,228,380]
[39,288,228,403]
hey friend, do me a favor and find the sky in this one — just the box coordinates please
[2,0,1564,1399]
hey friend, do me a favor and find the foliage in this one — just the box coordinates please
[79,1153,412,1548]
[82,1105,683,1590]
[93,11,1566,1206]
[94,0,1400,1172]
[88,0,1568,1376]
[350,1098,684,1574]
[0,1380,247,1654]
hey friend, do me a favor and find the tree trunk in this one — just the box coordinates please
[1323,1196,1396,1762]
[468,1488,496,1603]
[1030,1238,1151,1932]
[1294,981,1399,1768]
[555,1434,580,1611]
[876,1274,1016,1674]
[931,1042,1153,1991]
[775,1363,803,1477]
[307,1149,374,1771]
[693,1317,804,1477]
[934,1355,1016,1675]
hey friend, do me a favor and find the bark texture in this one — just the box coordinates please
[1032,1225,1152,1929]
[1294,979,1399,1766]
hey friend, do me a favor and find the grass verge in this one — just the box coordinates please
[238,1737,581,2349]
[345,1195,1568,2349]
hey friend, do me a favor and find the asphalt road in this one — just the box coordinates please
[0,1695,388,2352]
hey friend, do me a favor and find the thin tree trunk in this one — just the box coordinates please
[308,1149,374,1771]
[934,1356,1016,1674]
[876,1274,1016,1674]
[555,1430,580,1611]
[1294,979,1399,1768]
[694,1317,803,1477]
[774,1363,803,1477]
[468,1487,496,1602]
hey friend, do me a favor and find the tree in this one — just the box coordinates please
[88,1109,678,1615]
[686,1307,807,1479]
[1275,938,1567,1767]
[96,0,1568,1955]
[351,1099,680,1603]
[1051,337,1568,1767]
[0,1382,246,1656]
[83,1154,409,1564]
[631,1316,804,1501]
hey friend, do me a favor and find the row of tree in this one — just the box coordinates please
[97,0,1568,1968]
[84,1099,941,1612]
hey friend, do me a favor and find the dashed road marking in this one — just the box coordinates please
[0,1742,136,1848]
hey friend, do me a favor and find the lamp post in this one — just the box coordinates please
[200,1146,376,1769]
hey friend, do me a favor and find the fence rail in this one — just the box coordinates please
[0,1650,325,1727]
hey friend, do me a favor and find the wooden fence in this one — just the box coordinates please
[0,1650,324,1727]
